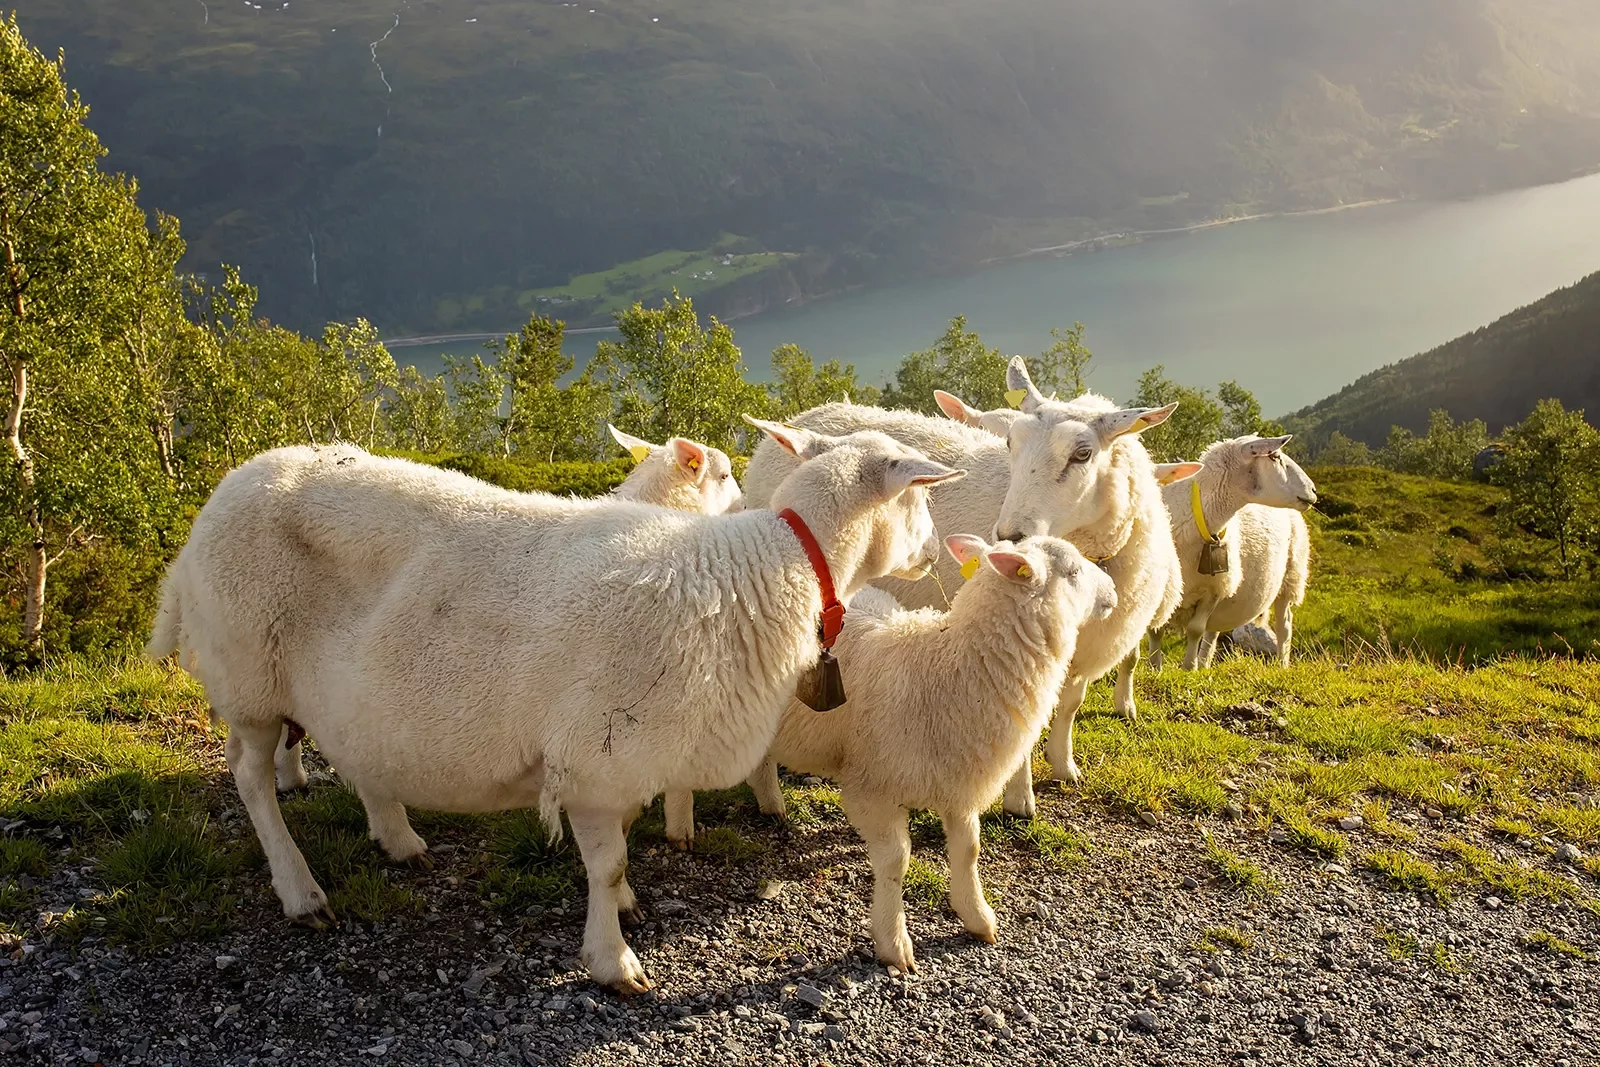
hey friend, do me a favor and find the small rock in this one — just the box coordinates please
[1130,1009,1161,1032]
[1555,843,1582,863]
[795,984,828,1008]
[447,1038,475,1056]
[1220,778,1241,793]
[979,1006,1006,1030]
[1206,958,1230,979]
[214,955,238,970]
[656,900,689,917]
[1337,816,1364,831]
[460,955,508,996]
[1485,896,1503,910]
[80,1051,100,1064]
[670,1017,700,1033]
[821,1024,846,1042]
[1274,716,1289,729]
[1325,863,1347,876]
[1224,702,1266,720]
[802,776,825,788]
[1090,1029,1107,1043]
[1223,803,1244,820]
[1139,811,1161,828]
[788,951,811,969]
[1424,807,1444,820]
[1030,900,1051,921]
[1181,876,1199,890]
[756,880,786,902]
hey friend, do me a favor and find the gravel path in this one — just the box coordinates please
[3,800,1596,1067]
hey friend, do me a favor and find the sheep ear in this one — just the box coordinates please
[669,438,709,483]
[945,533,990,579]
[934,390,984,427]
[1153,461,1203,486]
[743,415,832,459]
[884,459,965,498]
[1097,402,1178,443]
[986,549,1038,584]
[1245,434,1293,458]
[1004,356,1047,413]
[609,424,656,465]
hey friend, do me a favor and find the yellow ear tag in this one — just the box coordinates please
[628,445,650,464]
[687,456,700,471]
[960,556,981,580]
[1015,563,1033,579]
[1004,389,1028,410]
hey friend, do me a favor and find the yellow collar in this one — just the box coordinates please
[1191,479,1221,544]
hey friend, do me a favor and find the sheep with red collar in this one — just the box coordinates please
[746,533,1116,971]
[145,423,961,992]
[733,360,1192,815]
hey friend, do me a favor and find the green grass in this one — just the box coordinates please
[1524,931,1590,960]
[903,856,948,910]
[982,813,1093,865]
[1377,924,1420,960]
[1438,838,1582,903]
[1202,830,1276,894]
[523,234,794,320]
[1430,941,1467,974]
[87,816,245,946]
[693,826,768,864]
[1365,850,1455,904]
[0,837,48,878]
[486,810,580,911]
[1197,925,1255,952]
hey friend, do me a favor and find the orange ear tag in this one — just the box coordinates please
[960,556,981,580]
[628,445,650,464]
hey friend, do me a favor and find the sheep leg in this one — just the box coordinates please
[842,790,916,973]
[1198,631,1220,668]
[663,790,696,851]
[1146,630,1165,672]
[1113,645,1140,723]
[1181,607,1213,670]
[1273,599,1295,667]
[356,785,430,867]
[941,808,996,944]
[226,721,332,928]
[274,724,309,792]
[1000,758,1036,819]
[568,807,650,993]
[747,756,787,817]
[1042,675,1091,787]
[613,813,642,924]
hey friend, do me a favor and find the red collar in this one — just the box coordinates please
[778,508,846,649]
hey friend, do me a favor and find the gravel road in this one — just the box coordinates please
[3,798,1595,1067]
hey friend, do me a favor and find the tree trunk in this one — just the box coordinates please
[5,357,45,652]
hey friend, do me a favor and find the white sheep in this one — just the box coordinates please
[735,360,1190,818]
[745,533,1116,971]
[1189,506,1311,668]
[269,426,744,797]
[146,424,963,992]
[607,424,744,515]
[1150,435,1316,669]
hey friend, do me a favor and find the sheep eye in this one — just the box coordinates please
[1071,447,1092,463]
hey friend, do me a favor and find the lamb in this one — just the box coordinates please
[737,359,1190,817]
[268,425,743,798]
[146,423,963,992]
[745,533,1117,971]
[607,424,744,515]
[1149,435,1317,669]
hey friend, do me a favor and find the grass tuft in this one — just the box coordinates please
[0,837,48,878]
[1197,925,1254,951]
[486,810,579,911]
[903,856,948,909]
[1202,830,1276,894]
[1377,924,1419,960]
[1365,849,1454,904]
[694,826,768,864]
[1439,837,1583,903]
[1523,931,1590,960]
[982,812,1092,865]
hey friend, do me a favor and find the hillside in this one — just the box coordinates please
[1286,271,1600,447]
[16,0,1600,336]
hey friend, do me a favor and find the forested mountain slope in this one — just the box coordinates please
[18,0,1600,334]
[1285,271,1600,447]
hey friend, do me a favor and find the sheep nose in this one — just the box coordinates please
[994,523,1022,542]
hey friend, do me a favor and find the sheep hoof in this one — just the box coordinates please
[611,973,652,995]
[404,850,435,871]
[1120,706,1139,724]
[291,904,339,931]
[667,834,694,853]
[620,905,645,926]
[275,775,310,794]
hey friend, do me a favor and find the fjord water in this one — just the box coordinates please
[403,171,1600,415]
